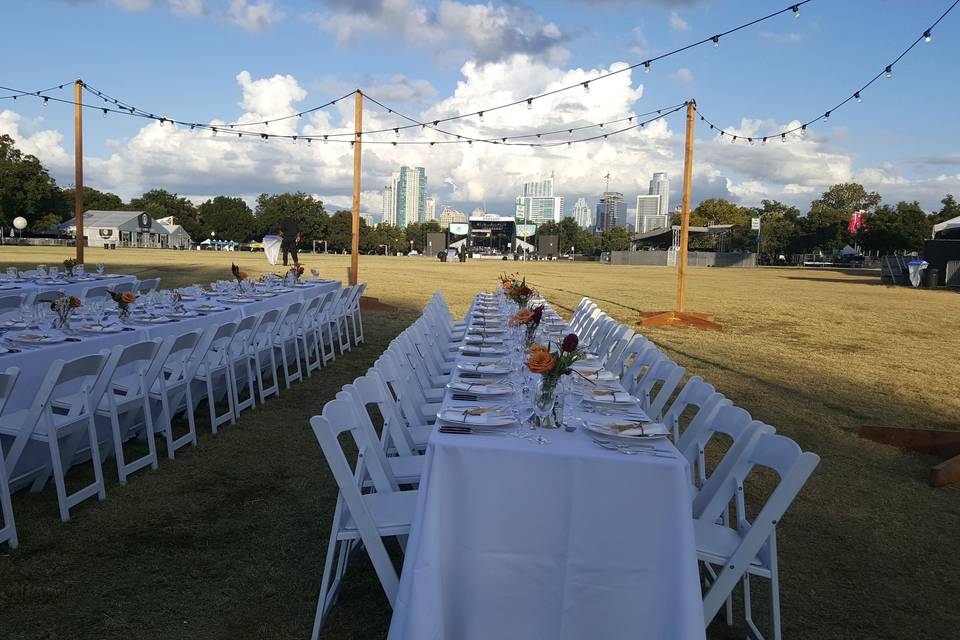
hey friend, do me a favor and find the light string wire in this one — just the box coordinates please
[695,0,958,144]
[0,0,811,138]
[0,81,74,101]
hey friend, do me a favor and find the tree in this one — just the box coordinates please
[61,186,124,215]
[860,201,931,254]
[128,189,204,239]
[600,227,631,252]
[804,183,881,252]
[197,196,256,243]
[689,198,754,250]
[932,194,959,225]
[0,134,67,229]
[756,200,802,258]
[253,192,328,245]
[404,221,442,252]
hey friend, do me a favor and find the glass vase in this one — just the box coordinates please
[534,376,559,429]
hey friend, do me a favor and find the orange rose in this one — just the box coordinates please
[509,308,533,326]
[121,292,137,304]
[527,349,556,374]
[528,343,548,355]
[69,296,82,308]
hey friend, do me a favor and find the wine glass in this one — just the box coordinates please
[529,377,553,445]
[50,266,59,279]
[310,268,319,280]
[96,262,105,276]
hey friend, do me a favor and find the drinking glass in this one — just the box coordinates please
[96,262,105,276]
[310,268,320,279]
[529,378,554,445]
[19,303,35,329]
[50,266,59,278]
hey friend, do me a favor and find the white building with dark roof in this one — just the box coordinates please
[59,210,192,249]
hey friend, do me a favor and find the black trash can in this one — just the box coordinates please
[925,268,940,288]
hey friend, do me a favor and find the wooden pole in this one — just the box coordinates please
[676,100,696,312]
[350,90,362,286]
[638,100,721,330]
[74,80,84,264]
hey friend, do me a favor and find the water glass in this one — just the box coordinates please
[96,262,105,276]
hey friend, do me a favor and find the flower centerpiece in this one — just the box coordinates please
[288,264,305,283]
[109,290,137,320]
[526,333,584,428]
[50,295,82,329]
[510,303,544,347]
[500,273,534,309]
[230,263,248,294]
[62,258,81,274]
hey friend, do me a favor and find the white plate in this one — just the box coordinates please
[221,298,254,304]
[78,323,124,334]
[437,408,514,427]
[8,330,67,345]
[193,304,228,312]
[1,320,26,329]
[583,420,668,443]
[584,390,638,405]
[167,310,201,318]
[0,284,19,290]
[131,315,173,324]
[448,380,512,395]
[464,335,504,345]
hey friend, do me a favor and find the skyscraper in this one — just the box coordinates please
[595,192,625,233]
[424,196,437,223]
[515,175,564,224]
[439,206,467,230]
[635,194,665,233]
[572,197,592,228]
[382,167,427,228]
[649,172,670,218]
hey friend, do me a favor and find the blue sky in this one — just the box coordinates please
[1,0,958,219]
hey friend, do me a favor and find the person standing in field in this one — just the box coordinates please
[279,216,301,267]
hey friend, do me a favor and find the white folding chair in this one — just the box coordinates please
[364,368,430,454]
[295,296,325,377]
[312,290,338,366]
[150,330,205,459]
[0,352,114,521]
[0,294,28,323]
[0,367,20,548]
[193,321,238,434]
[97,339,164,484]
[326,288,353,355]
[227,314,261,418]
[631,358,686,420]
[309,400,418,640]
[274,302,304,389]
[137,277,160,294]
[81,285,112,301]
[110,280,138,294]
[694,432,820,640]
[662,376,729,442]
[345,283,366,346]
[248,308,282,403]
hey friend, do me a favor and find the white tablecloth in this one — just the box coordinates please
[263,235,282,266]
[2,274,138,302]
[387,297,705,640]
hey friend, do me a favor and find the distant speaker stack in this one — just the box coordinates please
[426,233,447,258]
[538,235,559,258]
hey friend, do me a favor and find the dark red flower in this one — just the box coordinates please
[531,304,544,324]
[520,286,532,296]
[561,333,579,352]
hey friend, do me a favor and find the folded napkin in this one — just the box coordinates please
[577,369,618,382]
[439,407,510,425]
[460,346,506,355]
[591,390,635,403]
[449,380,511,394]
[606,422,669,437]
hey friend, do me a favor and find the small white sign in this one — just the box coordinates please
[751,217,761,230]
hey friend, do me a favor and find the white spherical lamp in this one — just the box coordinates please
[12,216,27,230]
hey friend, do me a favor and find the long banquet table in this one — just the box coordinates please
[387,293,706,640]
[0,278,341,413]
[1,274,139,302]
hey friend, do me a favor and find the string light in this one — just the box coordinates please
[582,81,590,94]
[924,29,932,42]
[791,5,800,18]
[854,91,862,102]
[823,111,830,123]
[885,65,893,78]
[394,128,400,138]
[526,98,533,110]
[644,61,651,73]
[478,111,484,122]
[712,35,720,48]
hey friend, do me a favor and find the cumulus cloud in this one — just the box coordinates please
[307,0,571,64]
[1,65,956,215]
[758,31,805,45]
[226,0,283,31]
[673,68,693,84]
[65,0,281,30]
[668,11,688,32]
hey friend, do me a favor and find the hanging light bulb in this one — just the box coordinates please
[42,96,49,106]
[924,30,932,42]
[762,137,767,145]
[749,138,755,146]
[712,35,720,48]
[567,141,572,148]
[394,128,400,139]
[392,141,397,147]
[430,141,436,147]
[823,111,831,123]
[885,65,893,78]
[644,61,651,73]
[212,127,218,136]
[323,135,328,144]
[478,111,484,123]
[190,124,195,130]
[800,124,807,136]
[261,134,268,143]
[582,81,590,94]
[526,98,533,110]
[307,138,312,146]
[731,135,737,143]
[102,108,108,118]
[854,91,862,103]
[781,133,787,143]
[292,136,298,145]
[791,5,799,18]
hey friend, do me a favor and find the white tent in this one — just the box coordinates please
[932,215,960,237]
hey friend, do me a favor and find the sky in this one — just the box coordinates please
[1,0,958,221]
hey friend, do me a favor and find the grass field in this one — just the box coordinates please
[0,245,958,639]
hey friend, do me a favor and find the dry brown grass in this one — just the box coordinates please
[1,246,958,639]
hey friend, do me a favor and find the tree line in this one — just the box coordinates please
[2,133,957,256]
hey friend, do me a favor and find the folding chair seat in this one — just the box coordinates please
[149,330,206,459]
[694,432,820,640]
[312,291,338,366]
[374,354,439,430]
[274,302,304,389]
[95,339,164,484]
[0,352,114,521]
[109,281,137,294]
[0,367,20,548]
[193,321,238,433]
[364,368,431,454]
[383,348,442,420]
[325,288,352,355]
[248,309,282,403]
[227,314,260,419]
[0,294,28,323]
[309,399,418,639]
[81,285,112,302]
